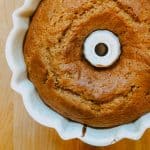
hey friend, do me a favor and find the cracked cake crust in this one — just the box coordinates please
[24,0,150,127]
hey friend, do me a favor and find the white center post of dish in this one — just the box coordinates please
[83,30,121,68]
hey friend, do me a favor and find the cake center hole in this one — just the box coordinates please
[95,43,108,56]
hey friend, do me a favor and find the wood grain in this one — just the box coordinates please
[0,0,150,150]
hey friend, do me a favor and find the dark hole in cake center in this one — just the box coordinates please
[95,43,108,56]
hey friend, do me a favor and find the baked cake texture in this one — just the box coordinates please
[24,0,150,127]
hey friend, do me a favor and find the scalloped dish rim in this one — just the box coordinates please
[5,0,150,147]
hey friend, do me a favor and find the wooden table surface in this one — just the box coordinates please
[0,0,150,150]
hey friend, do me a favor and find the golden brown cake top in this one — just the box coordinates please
[24,0,150,127]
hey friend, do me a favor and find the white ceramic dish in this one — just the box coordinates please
[5,0,150,146]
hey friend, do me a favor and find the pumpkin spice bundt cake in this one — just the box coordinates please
[24,0,150,127]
